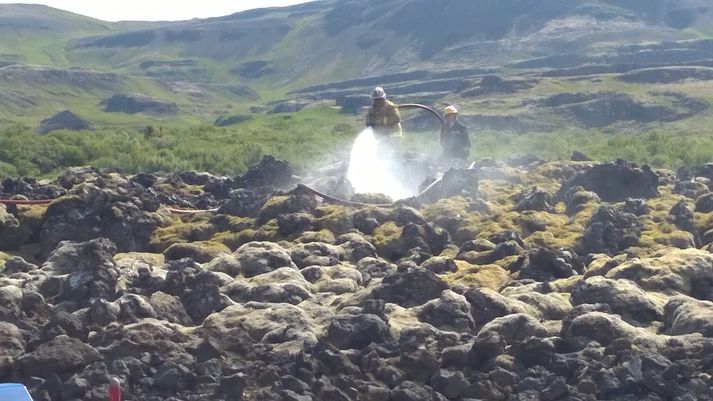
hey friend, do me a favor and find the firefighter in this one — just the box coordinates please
[365,87,402,139]
[440,105,471,160]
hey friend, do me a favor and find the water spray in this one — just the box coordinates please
[345,103,445,201]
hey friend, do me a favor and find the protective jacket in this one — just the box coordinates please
[441,119,471,160]
[366,100,402,137]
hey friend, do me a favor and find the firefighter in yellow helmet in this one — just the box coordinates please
[365,87,402,139]
[441,105,471,160]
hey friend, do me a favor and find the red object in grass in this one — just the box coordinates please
[109,378,121,401]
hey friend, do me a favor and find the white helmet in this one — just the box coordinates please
[371,86,387,100]
[444,105,459,116]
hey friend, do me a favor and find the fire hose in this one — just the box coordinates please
[398,103,445,130]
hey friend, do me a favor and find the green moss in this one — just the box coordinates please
[252,219,282,242]
[0,252,11,270]
[149,220,211,252]
[212,229,255,251]
[444,261,510,290]
[422,196,472,223]
[212,215,255,232]
[163,241,231,264]
[294,229,336,244]
[315,204,355,235]
[371,221,405,261]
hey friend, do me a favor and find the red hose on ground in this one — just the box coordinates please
[0,197,219,214]
[109,377,121,401]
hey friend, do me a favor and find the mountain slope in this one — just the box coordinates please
[1,0,713,130]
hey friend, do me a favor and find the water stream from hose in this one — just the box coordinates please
[346,128,417,200]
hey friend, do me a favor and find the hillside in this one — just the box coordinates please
[2,0,713,133]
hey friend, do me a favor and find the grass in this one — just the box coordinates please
[0,107,358,177]
[404,126,713,171]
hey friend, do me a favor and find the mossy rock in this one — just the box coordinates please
[0,251,11,270]
[163,241,231,263]
[444,260,510,290]
[211,215,255,232]
[524,230,582,250]
[294,230,337,244]
[257,194,317,225]
[114,252,165,267]
[150,220,217,252]
[515,210,567,238]
[0,204,47,250]
[212,229,256,251]
[422,196,471,221]
[315,204,355,235]
[253,219,282,242]
[371,221,406,261]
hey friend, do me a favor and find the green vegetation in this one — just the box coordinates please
[2,105,713,178]
[404,128,713,171]
[0,108,357,177]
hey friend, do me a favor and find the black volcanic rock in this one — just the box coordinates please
[371,267,448,307]
[1,156,713,401]
[39,182,160,255]
[557,160,659,203]
[101,93,177,114]
[579,205,641,255]
[327,314,391,349]
[235,155,293,189]
[38,110,90,134]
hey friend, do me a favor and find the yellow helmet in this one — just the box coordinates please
[444,105,459,116]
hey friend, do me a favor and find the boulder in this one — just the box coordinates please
[233,242,297,278]
[516,248,583,281]
[371,267,448,307]
[562,311,640,347]
[673,179,708,199]
[694,192,713,213]
[40,183,159,255]
[469,313,547,368]
[513,187,552,212]
[200,303,326,353]
[327,314,391,349]
[392,380,436,401]
[570,276,664,323]
[420,256,458,274]
[40,238,120,304]
[16,335,101,378]
[235,155,293,189]
[417,290,475,332]
[217,187,274,217]
[464,287,537,326]
[663,296,713,337]
[416,168,478,204]
[579,205,641,255]
[163,241,231,264]
[0,322,24,357]
[557,160,659,202]
[605,248,713,299]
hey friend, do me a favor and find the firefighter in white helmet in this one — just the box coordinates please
[365,87,402,139]
[441,105,471,160]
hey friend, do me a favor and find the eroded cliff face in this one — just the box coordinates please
[1,156,713,400]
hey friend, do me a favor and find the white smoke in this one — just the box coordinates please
[346,128,418,200]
